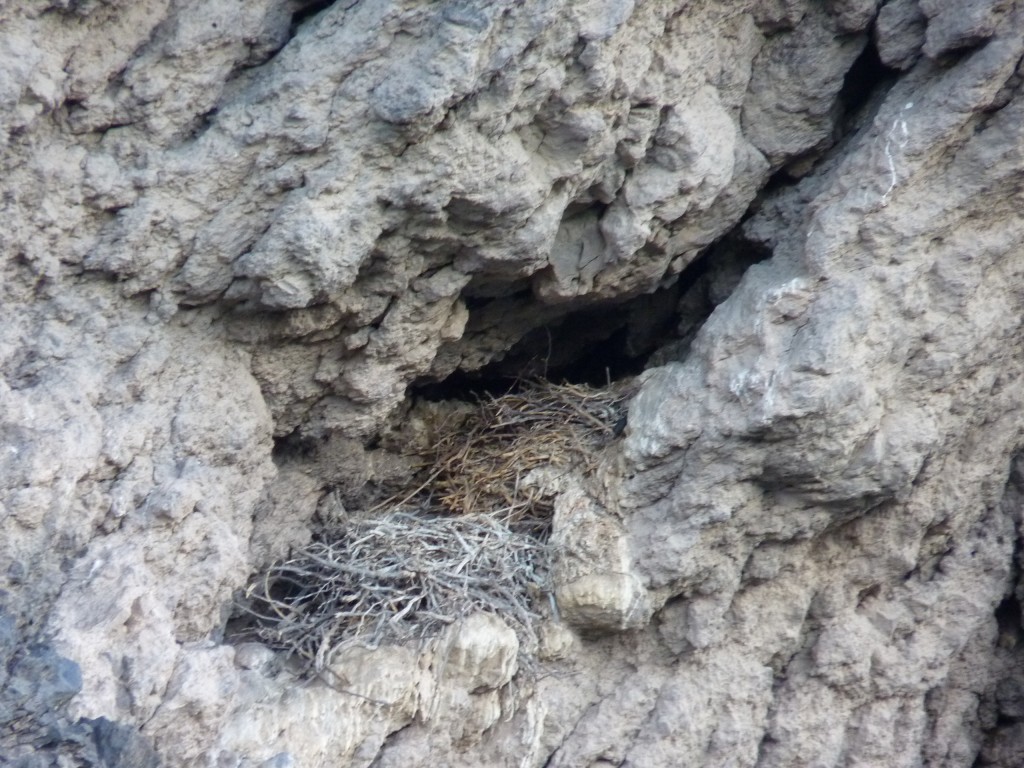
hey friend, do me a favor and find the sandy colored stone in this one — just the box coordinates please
[4,1,1024,767]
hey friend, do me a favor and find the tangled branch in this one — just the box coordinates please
[239,511,550,673]
[423,379,632,520]
[235,379,633,675]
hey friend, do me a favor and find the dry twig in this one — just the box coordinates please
[424,379,631,520]
[235,379,631,674]
[238,511,550,674]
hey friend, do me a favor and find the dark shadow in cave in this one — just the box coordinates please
[995,592,1023,649]
[837,35,899,134]
[289,0,340,34]
[840,38,894,116]
[413,233,773,403]
[271,426,320,466]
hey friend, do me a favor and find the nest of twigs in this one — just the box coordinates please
[239,511,549,672]
[416,379,631,521]
[236,379,631,674]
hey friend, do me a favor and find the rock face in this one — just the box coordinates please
[3,0,1024,766]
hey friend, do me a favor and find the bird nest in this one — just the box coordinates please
[236,379,631,674]
[397,378,631,523]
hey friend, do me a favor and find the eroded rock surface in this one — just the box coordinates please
[3,0,1024,766]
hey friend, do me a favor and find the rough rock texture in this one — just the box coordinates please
[4,0,1024,766]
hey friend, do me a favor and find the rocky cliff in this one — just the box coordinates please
[3,0,1024,766]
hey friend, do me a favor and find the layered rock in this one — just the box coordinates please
[3,0,1024,766]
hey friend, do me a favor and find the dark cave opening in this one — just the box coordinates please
[271,426,319,464]
[760,163,802,195]
[995,592,1024,648]
[289,0,339,34]
[413,234,772,403]
[412,303,666,402]
[840,39,890,114]
[838,36,899,130]
[413,283,685,402]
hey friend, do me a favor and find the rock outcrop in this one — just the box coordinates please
[3,0,1024,766]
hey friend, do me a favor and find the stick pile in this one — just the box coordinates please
[240,511,549,672]
[236,379,631,674]
[425,379,630,521]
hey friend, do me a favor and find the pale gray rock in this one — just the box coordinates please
[741,3,870,167]
[875,0,928,69]
[919,0,1012,58]
[551,485,651,633]
[3,0,1024,767]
